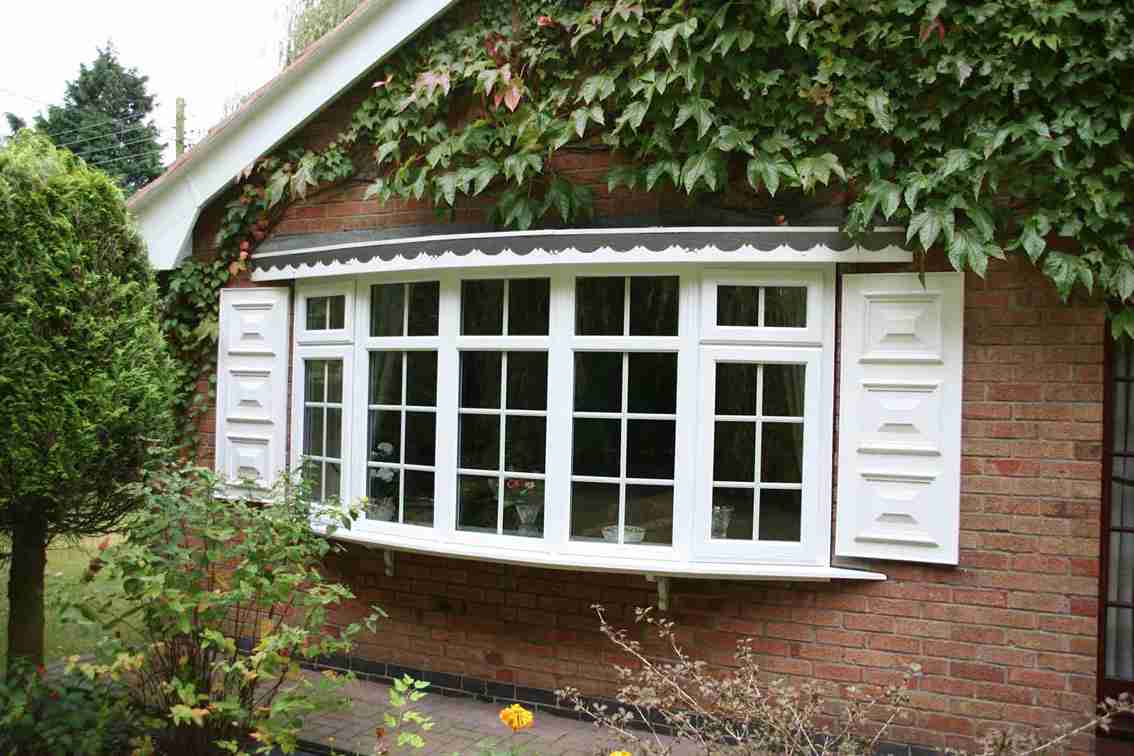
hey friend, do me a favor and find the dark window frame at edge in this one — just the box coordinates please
[1099,330,1134,742]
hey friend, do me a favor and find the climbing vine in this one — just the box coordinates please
[162,0,1134,445]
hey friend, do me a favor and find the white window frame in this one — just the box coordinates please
[292,263,842,576]
[296,281,354,345]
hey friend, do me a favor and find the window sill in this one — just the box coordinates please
[323,527,886,582]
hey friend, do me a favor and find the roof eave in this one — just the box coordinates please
[130,0,457,270]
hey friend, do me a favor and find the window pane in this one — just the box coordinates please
[715,363,758,415]
[714,421,755,482]
[505,416,546,473]
[458,475,497,533]
[367,410,401,463]
[371,284,405,337]
[305,297,328,330]
[404,412,436,466]
[763,364,805,418]
[305,461,323,501]
[576,277,624,335]
[506,352,548,410]
[759,489,802,541]
[761,423,803,483]
[407,281,439,336]
[627,420,675,479]
[460,351,502,409]
[462,279,504,335]
[764,287,806,328]
[627,353,677,414]
[303,407,324,456]
[503,478,544,537]
[574,352,622,412]
[366,467,399,521]
[326,360,343,403]
[712,488,754,540]
[629,276,679,336]
[325,462,341,501]
[1106,607,1134,680]
[508,278,550,335]
[572,418,620,477]
[717,285,759,327]
[325,408,342,459]
[404,470,434,527]
[627,485,673,545]
[328,295,346,330]
[570,481,619,542]
[305,360,326,403]
[369,352,402,406]
[459,414,500,470]
[406,351,438,407]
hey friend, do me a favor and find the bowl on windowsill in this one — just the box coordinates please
[602,525,645,544]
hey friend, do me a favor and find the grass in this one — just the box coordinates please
[0,536,123,672]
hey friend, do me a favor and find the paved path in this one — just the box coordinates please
[299,670,689,756]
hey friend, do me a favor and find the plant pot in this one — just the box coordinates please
[368,497,396,522]
[602,524,646,543]
[712,504,734,538]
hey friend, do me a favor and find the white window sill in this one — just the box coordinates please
[323,527,886,582]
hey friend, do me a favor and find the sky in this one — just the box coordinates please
[0,1,289,162]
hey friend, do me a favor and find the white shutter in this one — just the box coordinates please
[216,287,291,491]
[835,272,963,565]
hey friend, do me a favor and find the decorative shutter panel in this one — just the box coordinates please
[216,287,291,491]
[835,272,963,565]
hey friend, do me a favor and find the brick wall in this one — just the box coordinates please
[189,70,1107,755]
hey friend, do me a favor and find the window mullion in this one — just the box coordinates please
[435,274,461,539]
[498,350,508,534]
[546,270,574,548]
[618,350,629,544]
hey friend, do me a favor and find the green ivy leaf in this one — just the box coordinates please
[674,97,715,139]
[435,172,461,206]
[746,154,796,196]
[502,153,543,184]
[647,24,680,60]
[544,177,574,222]
[616,100,650,133]
[645,159,681,191]
[467,157,498,195]
[681,150,725,193]
[607,164,639,192]
[966,206,995,240]
[580,74,616,104]
[266,171,290,208]
[795,153,845,192]
[865,90,893,132]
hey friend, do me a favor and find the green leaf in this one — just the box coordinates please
[946,228,988,277]
[435,172,460,206]
[746,154,795,196]
[795,153,845,192]
[681,150,725,193]
[266,170,290,208]
[1117,264,1134,302]
[878,181,901,219]
[674,97,715,140]
[907,206,951,251]
[1020,215,1050,262]
[580,74,616,104]
[571,108,591,138]
[865,90,893,132]
[938,148,973,179]
[966,206,995,240]
[376,140,401,166]
[648,24,680,59]
[502,153,543,184]
[1042,251,1085,301]
[616,100,650,133]
[645,159,681,191]
[606,164,639,192]
[903,172,932,211]
[467,157,498,195]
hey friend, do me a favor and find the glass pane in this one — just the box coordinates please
[462,279,504,335]
[325,463,341,501]
[325,408,342,459]
[761,423,803,483]
[368,352,402,406]
[459,414,500,470]
[305,297,328,331]
[629,276,679,336]
[405,412,436,466]
[502,478,544,537]
[303,407,324,456]
[328,295,346,330]
[457,475,498,533]
[1109,531,1134,604]
[403,470,434,527]
[367,410,401,463]
[574,352,622,412]
[626,485,673,545]
[717,285,759,327]
[366,467,399,521]
[715,363,758,415]
[1114,457,1134,529]
[508,278,550,335]
[571,418,621,477]
[714,421,756,482]
[406,351,438,407]
[305,462,323,502]
[407,281,440,336]
[712,488,754,540]
[460,351,502,409]
[305,360,326,403]
[570,482,619,542]
[326,360,343,403]
[506,351,548,411]
[763,364,805,418]
[759,489,802,541]
[371,283,405,337]
[505,416,546,473]
[1106,607,1134,680]
[627,353,677,414]
[764,287,806,328]
[576,277,624,335]
[627,420,675,479]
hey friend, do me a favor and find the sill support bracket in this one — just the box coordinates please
[384,549,395,578]
[645,574,670,611]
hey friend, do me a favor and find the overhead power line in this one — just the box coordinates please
[0,86,168,142]
[57,122,157,150]
[86,149,163,170]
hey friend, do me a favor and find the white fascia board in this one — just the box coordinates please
[132,0,457,270]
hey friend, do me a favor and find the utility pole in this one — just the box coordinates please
[175,97,186,158]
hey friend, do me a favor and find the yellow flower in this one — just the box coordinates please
[610,751,632,756]
[499,704,533,732]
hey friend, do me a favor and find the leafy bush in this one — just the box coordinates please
[58,463,381,755]
[0,660,150,755]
